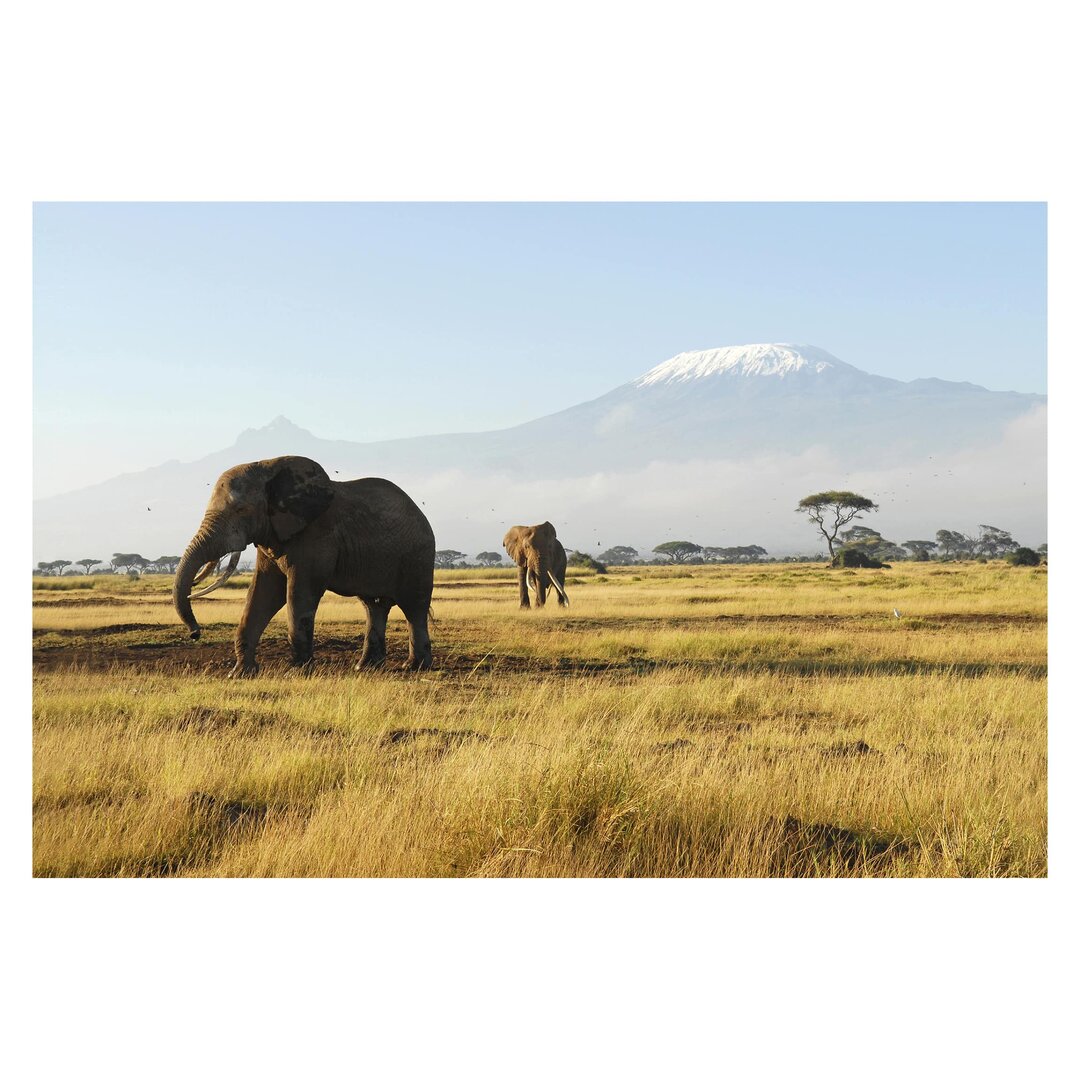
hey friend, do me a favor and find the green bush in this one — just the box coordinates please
[567,551,607,573]
[1005,547,1040,567]
[831,549,889,569]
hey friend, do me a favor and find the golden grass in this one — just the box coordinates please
[33,562,1047,877]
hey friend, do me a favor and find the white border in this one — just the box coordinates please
[7,2,1073,1076]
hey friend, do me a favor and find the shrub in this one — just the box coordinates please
[832,549,889,569]
[1005,547,1040,567]
[567,551,607,573]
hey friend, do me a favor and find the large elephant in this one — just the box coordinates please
[502,521,570,609]
[173,456,435,676]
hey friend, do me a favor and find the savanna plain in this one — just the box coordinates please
[32,562,1047,877]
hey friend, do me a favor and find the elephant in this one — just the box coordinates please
[173,455,435,676]
[502,521,570,609]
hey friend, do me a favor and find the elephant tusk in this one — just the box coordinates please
[191,559,220,586]
[547,570,570,606]
[188,550,242,598]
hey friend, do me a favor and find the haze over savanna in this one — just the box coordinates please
[34,202,1045,566]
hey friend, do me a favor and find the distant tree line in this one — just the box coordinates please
[591,543,771,566]
[794,490,1044,567]
[34,553,184,576]
[833,524,1044,565]
[34,521,1047,577]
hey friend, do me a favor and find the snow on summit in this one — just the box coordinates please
[634,343,843,386]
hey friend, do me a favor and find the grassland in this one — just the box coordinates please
[32,561,1047,877]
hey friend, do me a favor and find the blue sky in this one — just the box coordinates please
[33,202,1046,498]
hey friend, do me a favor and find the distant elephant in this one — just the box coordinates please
[503,521,570,609]
[173,456,435,676]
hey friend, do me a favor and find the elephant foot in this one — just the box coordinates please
[406,653,433,672]
[228,661,259,679]
[355,654,386,672]
[288,658,317,677]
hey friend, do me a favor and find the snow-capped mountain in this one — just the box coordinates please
[634,343,849,384]
[33,345,1046,560]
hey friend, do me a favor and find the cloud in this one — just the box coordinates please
[415,406,1048,555]
[594,403,636,436]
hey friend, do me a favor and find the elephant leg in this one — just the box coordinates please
[357,597,389,670]
[517,565,531,608]
[400,600,433,672]
[232,556,287,677]
[286,575,325,667]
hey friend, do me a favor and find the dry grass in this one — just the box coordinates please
[32,562,1047,877]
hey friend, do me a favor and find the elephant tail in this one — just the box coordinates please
[427,606,438,627]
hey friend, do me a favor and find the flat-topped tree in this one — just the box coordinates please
[111,553,149,574]
[434,550,467,569]
[653,541,702,564]
[902,541,938,561]
[476,551,503,567]
[599,546,639,565]
[935,529,974,559]
[796,491,878,558]
[974,525,1018,559]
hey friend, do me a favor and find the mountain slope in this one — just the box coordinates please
[33,345,1046,560]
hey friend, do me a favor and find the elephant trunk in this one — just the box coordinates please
[534,552,549,607]
[174,518,235,640]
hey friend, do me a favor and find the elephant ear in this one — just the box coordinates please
[265,458,334,542]
[503,527,525,563]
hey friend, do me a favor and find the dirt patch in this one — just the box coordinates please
[434,580,513,590]
[32,637,1048,682]
[33,623,165,638]
[33,596,136,608]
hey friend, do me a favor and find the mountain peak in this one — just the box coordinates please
[633,343,846,386]
[235,415,315,445]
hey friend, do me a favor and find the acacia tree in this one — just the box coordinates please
[839,527,907,562]
[935,530,974,560]
[75,559,102,574]
[796,492,878,557]
[434,550,467,569]
[599,546,639,565]
[974,525,1018,559]
[902,541,937,561]
[652,541,702,564]
[475,551,503,567]
[111,553,149,574]
[702,545,768,563]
